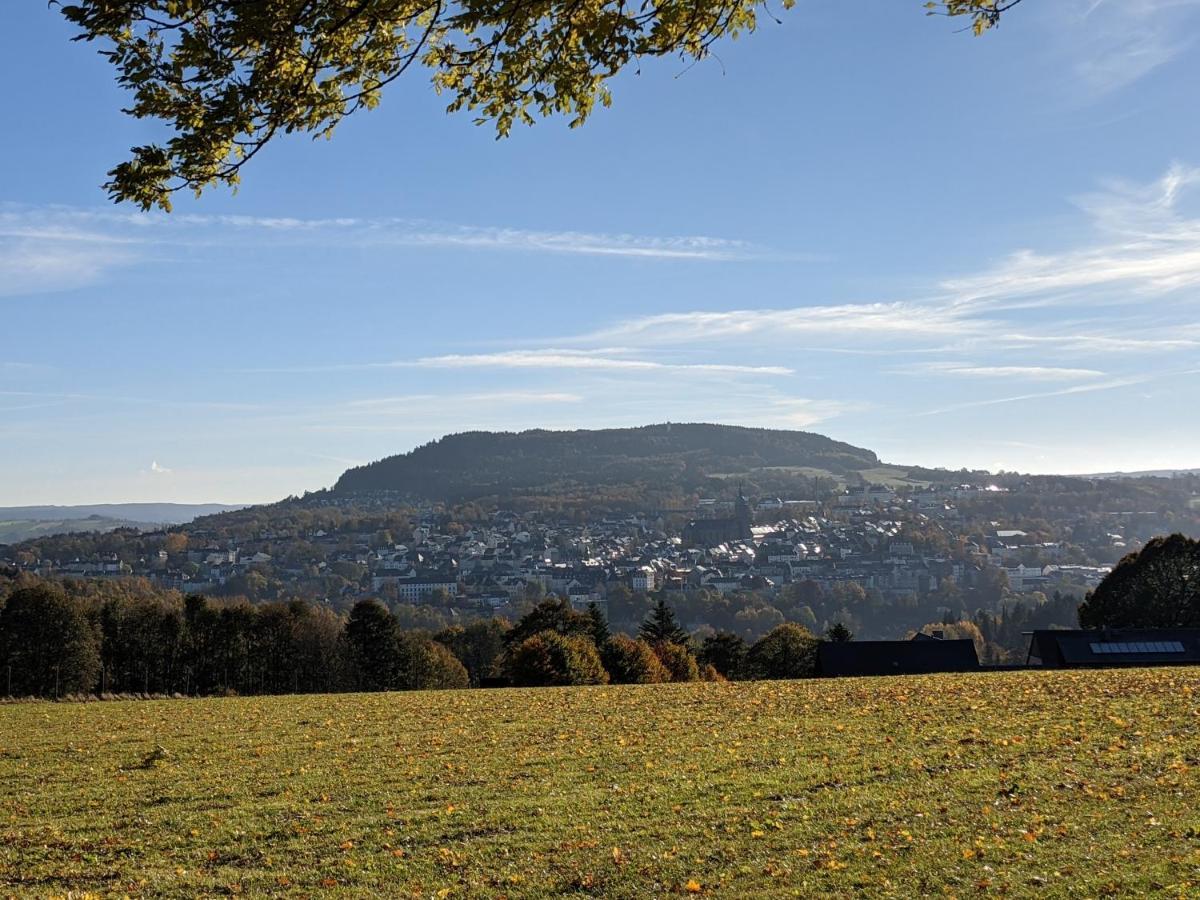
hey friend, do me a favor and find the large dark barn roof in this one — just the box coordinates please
[1027,629,1200,668]
[818,639,980,678]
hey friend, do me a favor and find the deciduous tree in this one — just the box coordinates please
[0,584,101,696]
[58,0,1017,209]
[1079,534,1200,628]
[507,630,608,686]
[742,623,816,680]
[601,635,669,684]
[697,631,747,678]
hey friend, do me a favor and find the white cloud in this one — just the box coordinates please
[149,460,172,475]
[361,225,765,260]
[577,164,1200,361]
[401,350,794,376]
[944,163,1200,309]
[944,241,1200,309]
[992,331,1200,353]
[918,375,1157,416]
[901,363,1106,381]
[1066,0,1200,95]
[758,397,856,429]
[0,204,774,291]
[0,239,138,297]
[183,212,768,260]
[588,302,979,346]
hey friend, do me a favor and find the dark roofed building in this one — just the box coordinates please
[818,637,979,678]
[683,489,752,547]
[1026,629,1200,669]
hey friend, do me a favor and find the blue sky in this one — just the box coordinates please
[2,0,1200,505]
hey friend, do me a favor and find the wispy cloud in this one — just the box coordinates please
[917,374,1158,416]
[400,350,794,376]
[944,163,1200,308]
[359,226,765,260]
[178,212,768,260]
[1064,0,1200,95]
[588,302,979,345]
[238,349,794,377]
[0,237,138,297]
[0,204,777,298]
[899,363,1106,381]
[758,397,857,429]
[993,331,1200,354]
[581,164,1200,359]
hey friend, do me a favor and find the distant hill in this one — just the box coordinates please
[1084,468,1200,480]
[0,503,244,544]
[333,424,885,500]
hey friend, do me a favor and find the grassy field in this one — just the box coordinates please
[2,670,1198,898]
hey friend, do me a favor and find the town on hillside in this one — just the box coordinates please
[7,475,1191,662]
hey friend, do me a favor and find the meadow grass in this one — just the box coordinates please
[1,669,1198,897]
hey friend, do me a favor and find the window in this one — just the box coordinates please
[1089,641,1185,654]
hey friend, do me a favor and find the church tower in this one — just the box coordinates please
[734,484,752,538]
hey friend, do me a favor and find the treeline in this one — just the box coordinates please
[0,577,820,700]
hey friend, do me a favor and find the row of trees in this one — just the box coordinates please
[0,578,820,699]
[5,534,1192,698]
[501,598,819,687]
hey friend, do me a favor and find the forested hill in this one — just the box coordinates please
[333,424,881,500]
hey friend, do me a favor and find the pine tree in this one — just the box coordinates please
[824,622,853,643]
[586,602,610,647]
[639,598,689,646]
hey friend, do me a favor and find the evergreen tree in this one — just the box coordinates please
[639,598,689,646]
[825,622,854,643]
[586,602,611,647]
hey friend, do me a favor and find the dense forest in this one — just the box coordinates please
[332,424,881,499]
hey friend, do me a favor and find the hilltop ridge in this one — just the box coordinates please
[332,423,883,500]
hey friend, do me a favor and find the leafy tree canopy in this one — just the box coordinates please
[742,623,816,680]
[601,634,669,684]
[1078,533,1200,629]
[697,631,747,677]
[653,640,700,682]
[507,630,608,686]
[0,584,101,696]
[59,0,1016,209]
[504,597,592,648]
